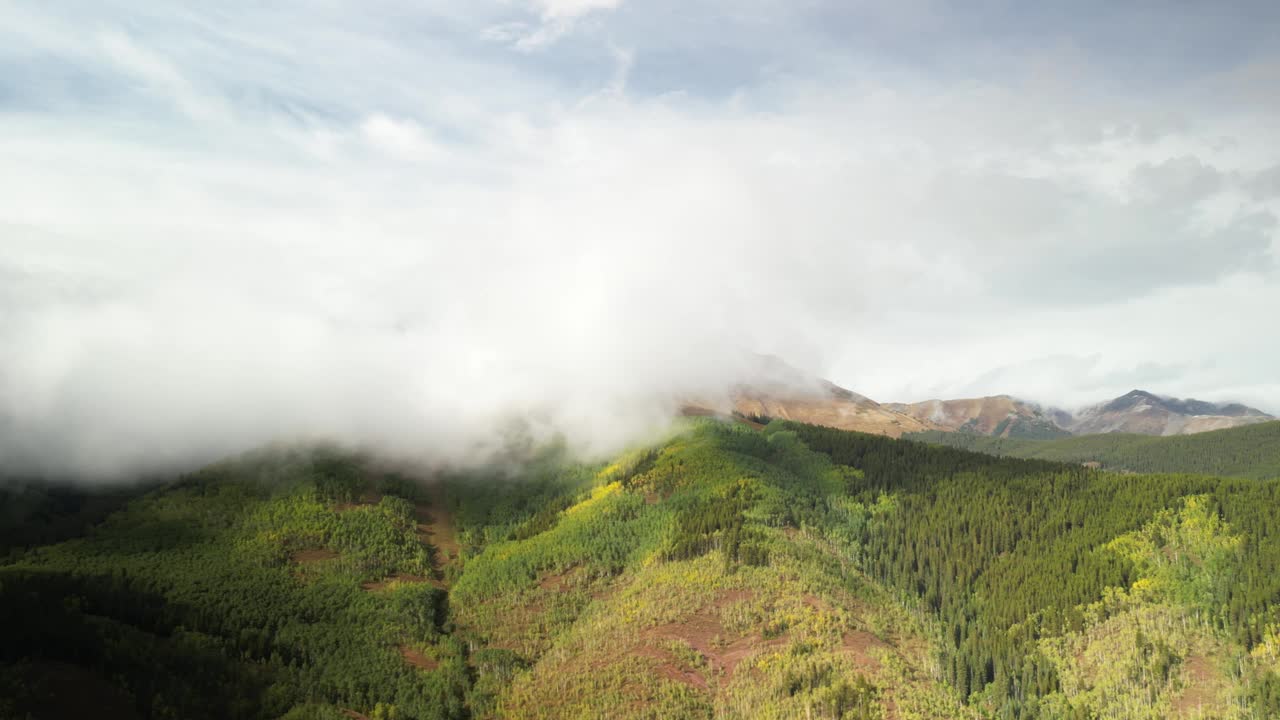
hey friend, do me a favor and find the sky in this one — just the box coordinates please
[2,1,1279,478]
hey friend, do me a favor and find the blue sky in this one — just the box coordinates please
[2,1,1279,476]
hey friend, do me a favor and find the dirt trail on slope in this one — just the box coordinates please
[416,484,460,585]
[1172,655,1227,717]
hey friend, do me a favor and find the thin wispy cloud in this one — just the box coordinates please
[483,0,623,50]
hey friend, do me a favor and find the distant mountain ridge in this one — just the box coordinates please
[687,356,1273,439]
[884,396,1070,439]
[888,390,1273,438]
[1069,389,1273,436]
[726,382,942,437]
[683,355,943,437]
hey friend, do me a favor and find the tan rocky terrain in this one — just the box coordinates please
[683,384,942,438]
[885,395,1069,439]
[680,355,943,437]
[728,381,944,437]
[1068,390,1273,436]
[686,357,1273,440]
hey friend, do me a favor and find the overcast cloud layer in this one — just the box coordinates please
[2,1,1279,479]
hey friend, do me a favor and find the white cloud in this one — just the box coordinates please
[360,114,440,161]
[484,0,623,50]
[533,0,623,22]
[1,1,1278,479]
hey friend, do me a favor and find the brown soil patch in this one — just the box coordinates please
[523,567,615,616]
[634,644,709,690]
[641,589,780,685]
[399,645,439,671]
[840,630,890,674]
[361,573,437,591]
[802,594,833,612]
[840,631,903,720]
[531,567,617,605]
[290,548,339,564]
[341,710,371,720]
[538,566,585,592]
[1172,655,1224,716]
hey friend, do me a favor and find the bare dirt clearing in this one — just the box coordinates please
[290,548,339,564]
[399,645,439,671]
[638,589,789,687]
[1172,654,1228,717]
[840,629,889,673]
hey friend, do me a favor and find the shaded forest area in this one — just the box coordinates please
[906,421,1280,479]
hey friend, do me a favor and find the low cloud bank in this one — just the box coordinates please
[3,3,1279,480]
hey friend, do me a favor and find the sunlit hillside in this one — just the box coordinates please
[6,420,1280,719]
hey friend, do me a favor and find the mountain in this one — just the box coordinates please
[1068,389,1273,436]
[880,389,1273,439]
[685,355,943,437]
[699,357,1271,440]
[883,395,1071,439]
[726,379,945,437]
[6,420,1280,719]
[907,419,1280,479]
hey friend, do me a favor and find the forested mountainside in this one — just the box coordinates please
[5,420,1280,719]
[0,480,157,556]
[905,421,1280,480]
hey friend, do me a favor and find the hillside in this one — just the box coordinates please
[5,422,1280,719]
[883,396,1070,439]
[0,479,154,554]
[905,420,1280,480]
